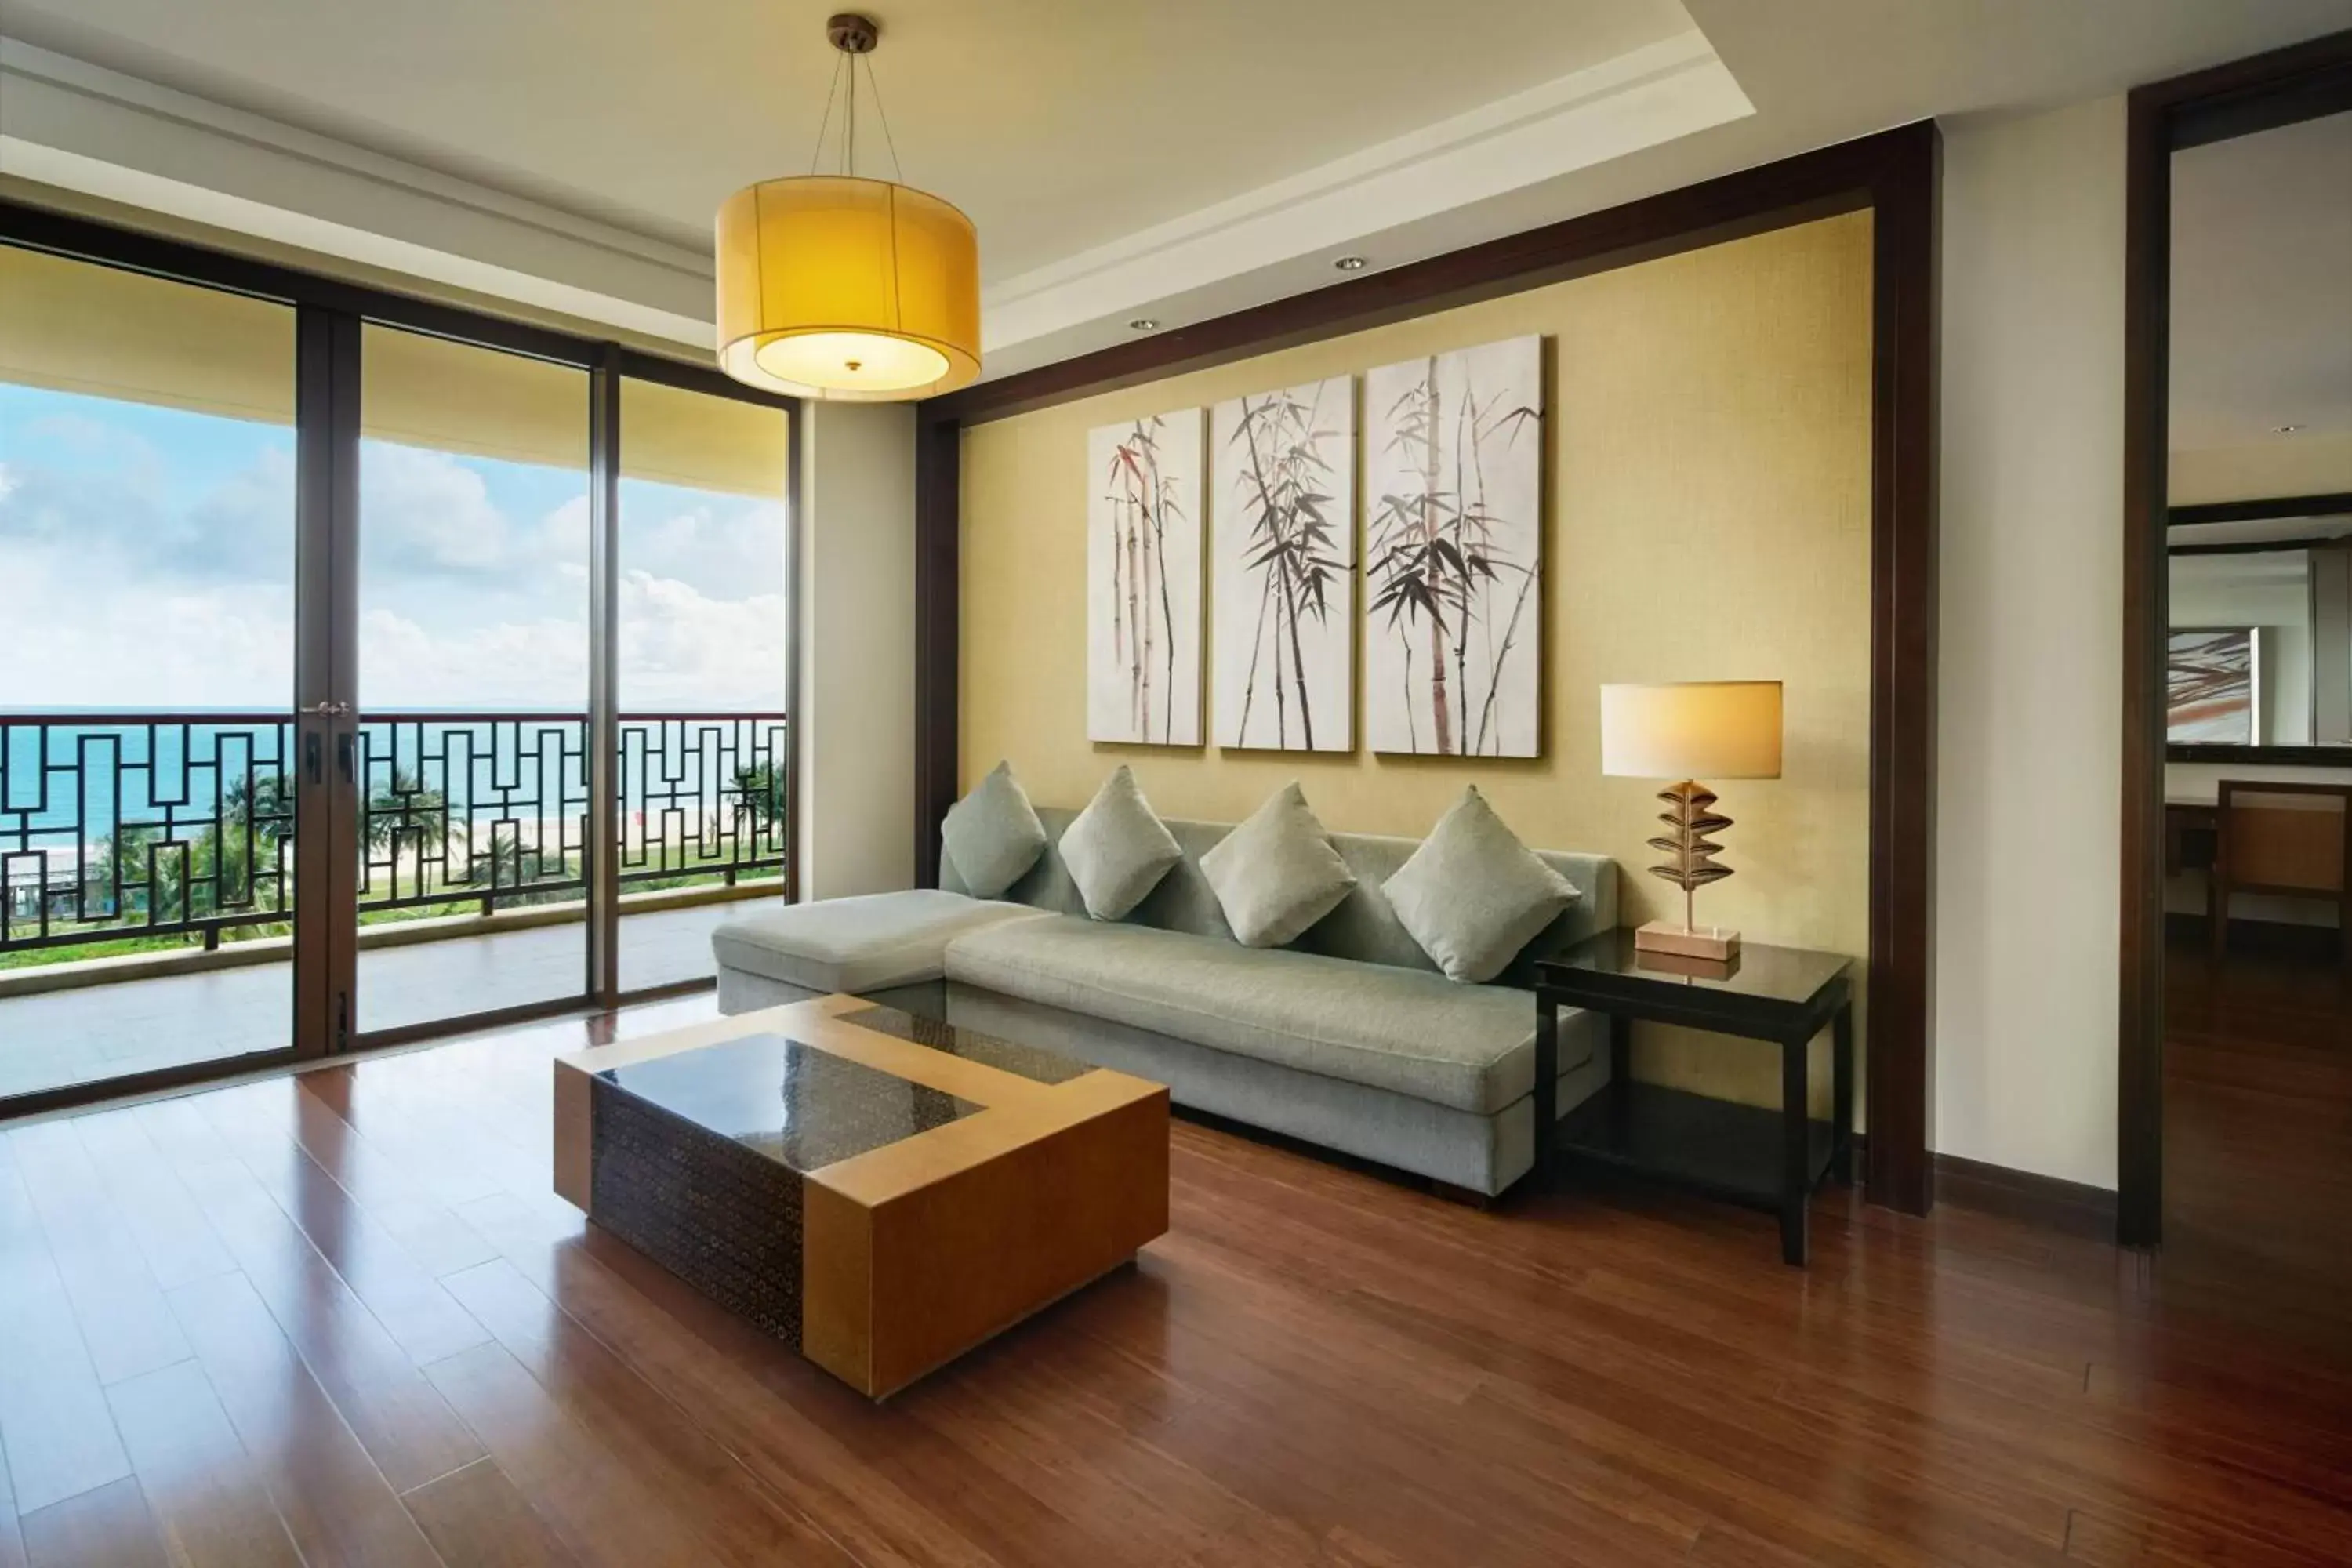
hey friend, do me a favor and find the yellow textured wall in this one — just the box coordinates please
[960,212,1872,1112]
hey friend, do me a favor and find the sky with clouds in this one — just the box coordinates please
[0,382,789,713]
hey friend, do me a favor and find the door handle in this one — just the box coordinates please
[306,732,322,785]
[336,733,355,784]
[299,701,354,717]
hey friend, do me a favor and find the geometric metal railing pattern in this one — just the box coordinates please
[1,711,788,953]
[357,713,588,915]
[0,713,297,953]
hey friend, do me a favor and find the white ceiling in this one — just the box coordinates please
[3,0,2350,380]
[2171,110,2352,451]
[0,0,1700,273]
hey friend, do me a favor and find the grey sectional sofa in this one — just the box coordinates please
[712,808,1616,1196]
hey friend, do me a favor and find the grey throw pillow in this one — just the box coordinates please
[938,760,1048,898]
[1061,765,1183,920]
[1384,787,1577,983]
[1200,783,1357,948]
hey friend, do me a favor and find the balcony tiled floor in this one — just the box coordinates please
[0,898,773,1102]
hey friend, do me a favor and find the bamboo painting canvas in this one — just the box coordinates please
[1087,408,1203,745]
[1211,377,1355,751]
[1364,336,1544,757]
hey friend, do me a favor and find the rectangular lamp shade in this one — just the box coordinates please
[1600,681,1783,780]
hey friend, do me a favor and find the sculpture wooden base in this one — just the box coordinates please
[1635,920,1741,962]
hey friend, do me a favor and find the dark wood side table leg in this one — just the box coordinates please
[1781,1034,1809,1266]
[1533,991,1558,1174]
[1831,1003,1854,1185]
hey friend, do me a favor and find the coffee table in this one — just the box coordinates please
[553,993,1169,1397]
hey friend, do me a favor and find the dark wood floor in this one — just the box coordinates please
[0,971,2346,1567]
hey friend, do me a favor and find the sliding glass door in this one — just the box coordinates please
[0,245,304,1102]
[0,209,799,1114]
[615,376,793,993]
[353,326,593,1037]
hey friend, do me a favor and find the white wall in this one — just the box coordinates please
[1936,97,2127,1191]
[796,402,917,900]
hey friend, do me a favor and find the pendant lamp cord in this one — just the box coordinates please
[808,51,846,175]
[804,38,906,183]
[860,53,906,184]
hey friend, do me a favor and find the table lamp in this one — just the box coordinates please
[1600,681,1783,962]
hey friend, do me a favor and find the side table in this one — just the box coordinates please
[1534,931,1854,1265]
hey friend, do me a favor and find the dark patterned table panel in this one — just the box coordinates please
[589,1074,808,1345]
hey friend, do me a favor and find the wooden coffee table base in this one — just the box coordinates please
[554,994,1170,1398]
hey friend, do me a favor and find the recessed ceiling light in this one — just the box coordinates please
[1334,255,1369,271]
[2274,423,2307,434]
[1129,318,1160,332]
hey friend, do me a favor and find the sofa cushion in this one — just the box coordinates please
[1385,787,1577,983]
[1200,783,1357,948]
[939,761,1049,898]
[712,891,1041,994]
[943,913,1550,1114]
[1061,766,1183,920]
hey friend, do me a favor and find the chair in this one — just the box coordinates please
[2209,780,2352,964]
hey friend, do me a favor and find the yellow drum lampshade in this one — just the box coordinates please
[716,174,981,401]
[1600,681,1784,781]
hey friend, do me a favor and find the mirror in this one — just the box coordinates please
[2165,103,2352,757]
[2168,515,2352,749]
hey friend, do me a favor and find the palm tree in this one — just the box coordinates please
[221,770,295,850]
[361,768,466,899]
[732,763,786,838]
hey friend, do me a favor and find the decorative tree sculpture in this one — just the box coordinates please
[1645,781,1736,936]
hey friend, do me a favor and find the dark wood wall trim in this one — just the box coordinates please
[931,129,1936,429]
[1863,121,1942,1218]
[913,416,960,888]
[2120,27,2352,1250]
[1933,1153,2119,1242]
[2168,492,2352,528]
[2166,536,2347,557]
[916,120,1943,1216]
[2169,742,2352,765]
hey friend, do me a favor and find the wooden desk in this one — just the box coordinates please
[2166,794,2217,875]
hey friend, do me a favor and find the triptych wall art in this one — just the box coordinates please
[1085,334,1544,757]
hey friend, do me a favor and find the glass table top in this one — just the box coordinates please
[837,1004,1091,1085]
[597,1032,984,1174]
[1537,930,1851,1006]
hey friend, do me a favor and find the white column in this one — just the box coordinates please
[796,401,918,902]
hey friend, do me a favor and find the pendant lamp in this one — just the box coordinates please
[715,13,981,401]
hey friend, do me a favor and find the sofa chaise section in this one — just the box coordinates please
[711,889,1042,1017]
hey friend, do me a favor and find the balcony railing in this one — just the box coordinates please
[0,711,788,956]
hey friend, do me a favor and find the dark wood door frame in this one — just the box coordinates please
[2120,30,2352,1247]
[916,121,1943,1214]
